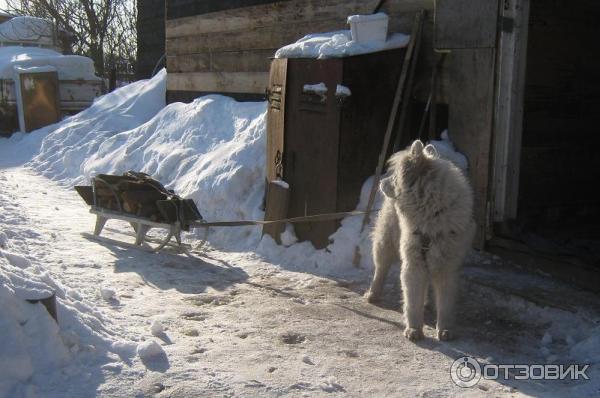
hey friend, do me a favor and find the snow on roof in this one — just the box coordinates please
[0,46,100,80]
[0,16,56,46]
[274,30,409,59]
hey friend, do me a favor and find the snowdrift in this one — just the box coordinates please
[0,240,136,397]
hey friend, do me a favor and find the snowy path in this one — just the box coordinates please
[1,167,598,397]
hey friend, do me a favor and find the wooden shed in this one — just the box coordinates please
[151,0,600,286]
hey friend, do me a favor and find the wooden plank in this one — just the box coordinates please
[492,0,530,222]
[167,49,275,73]
[435,0,499,49]
[447,48,496,248]
[166,0,283,20]
[167,72,269,93]
[166,0,432,38]
[266,58,288,181]
[166,18,348,55]
[262,180,290,243]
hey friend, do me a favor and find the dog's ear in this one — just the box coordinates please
[379,176,397,198]
[424,144,439,158]
[410,140,424,156]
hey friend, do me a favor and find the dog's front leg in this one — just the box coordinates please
[401,258,427,341]
[432,269,459,341]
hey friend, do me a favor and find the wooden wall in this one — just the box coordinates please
[137,0,166,79]
[165,0,440,102]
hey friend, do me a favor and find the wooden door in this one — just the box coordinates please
[284,58,343,248]
[16,71,60,133]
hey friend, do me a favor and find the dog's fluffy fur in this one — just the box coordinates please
[365,140,475,341]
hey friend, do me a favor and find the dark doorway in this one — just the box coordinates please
[517,0,600,270]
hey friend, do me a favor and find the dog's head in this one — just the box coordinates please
[380,139,439,199]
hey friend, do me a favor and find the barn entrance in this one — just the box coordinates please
[494,0,600,287]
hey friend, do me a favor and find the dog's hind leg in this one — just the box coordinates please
[365,235,398,303]
[431,269,460,341]
[401,257,428,341]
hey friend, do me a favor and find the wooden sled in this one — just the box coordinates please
[75,173,205,254]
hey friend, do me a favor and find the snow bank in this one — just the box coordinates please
[0,46,99,80]
[0,233,137,397]
[430,130,468,171]
[275,30,409,59]
[20,69,167,176]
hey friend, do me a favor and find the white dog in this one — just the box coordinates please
[365,140,475,341]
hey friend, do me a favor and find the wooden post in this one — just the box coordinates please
[491,0,530,223]
[262,180,290,244]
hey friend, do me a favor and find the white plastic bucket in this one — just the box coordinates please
[347,13,389,45]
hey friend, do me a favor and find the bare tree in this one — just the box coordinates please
[1,0,137,78]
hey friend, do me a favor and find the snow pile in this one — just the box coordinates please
[0,16,55,46]
[275,30,409,59]
[429,130,468,171]
[0,47,99,80]
[17,69,166,174]
[0,234,137,397]
[0,260,69,397]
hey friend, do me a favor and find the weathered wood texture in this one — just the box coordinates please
[434,0,499,48]
[165,0,441,100]
[262,181,290,243]
[137,0,166,79]
[491,0,529,222]
[518,0,600,228]
[16,71,61,133]
[266,49,405,248]
[166,0,285,20]
[448,48,496,249]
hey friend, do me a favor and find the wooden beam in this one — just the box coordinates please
[447,48,496,248]
[167,72,270,93]
[492,0,530,222]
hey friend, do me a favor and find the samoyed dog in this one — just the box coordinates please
[365,140,475,341]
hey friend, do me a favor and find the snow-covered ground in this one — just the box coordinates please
[1,71,599,397]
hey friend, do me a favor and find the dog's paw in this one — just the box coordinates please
[437,329,454,341]
[404,327,424,341]
[364,289,380,303]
